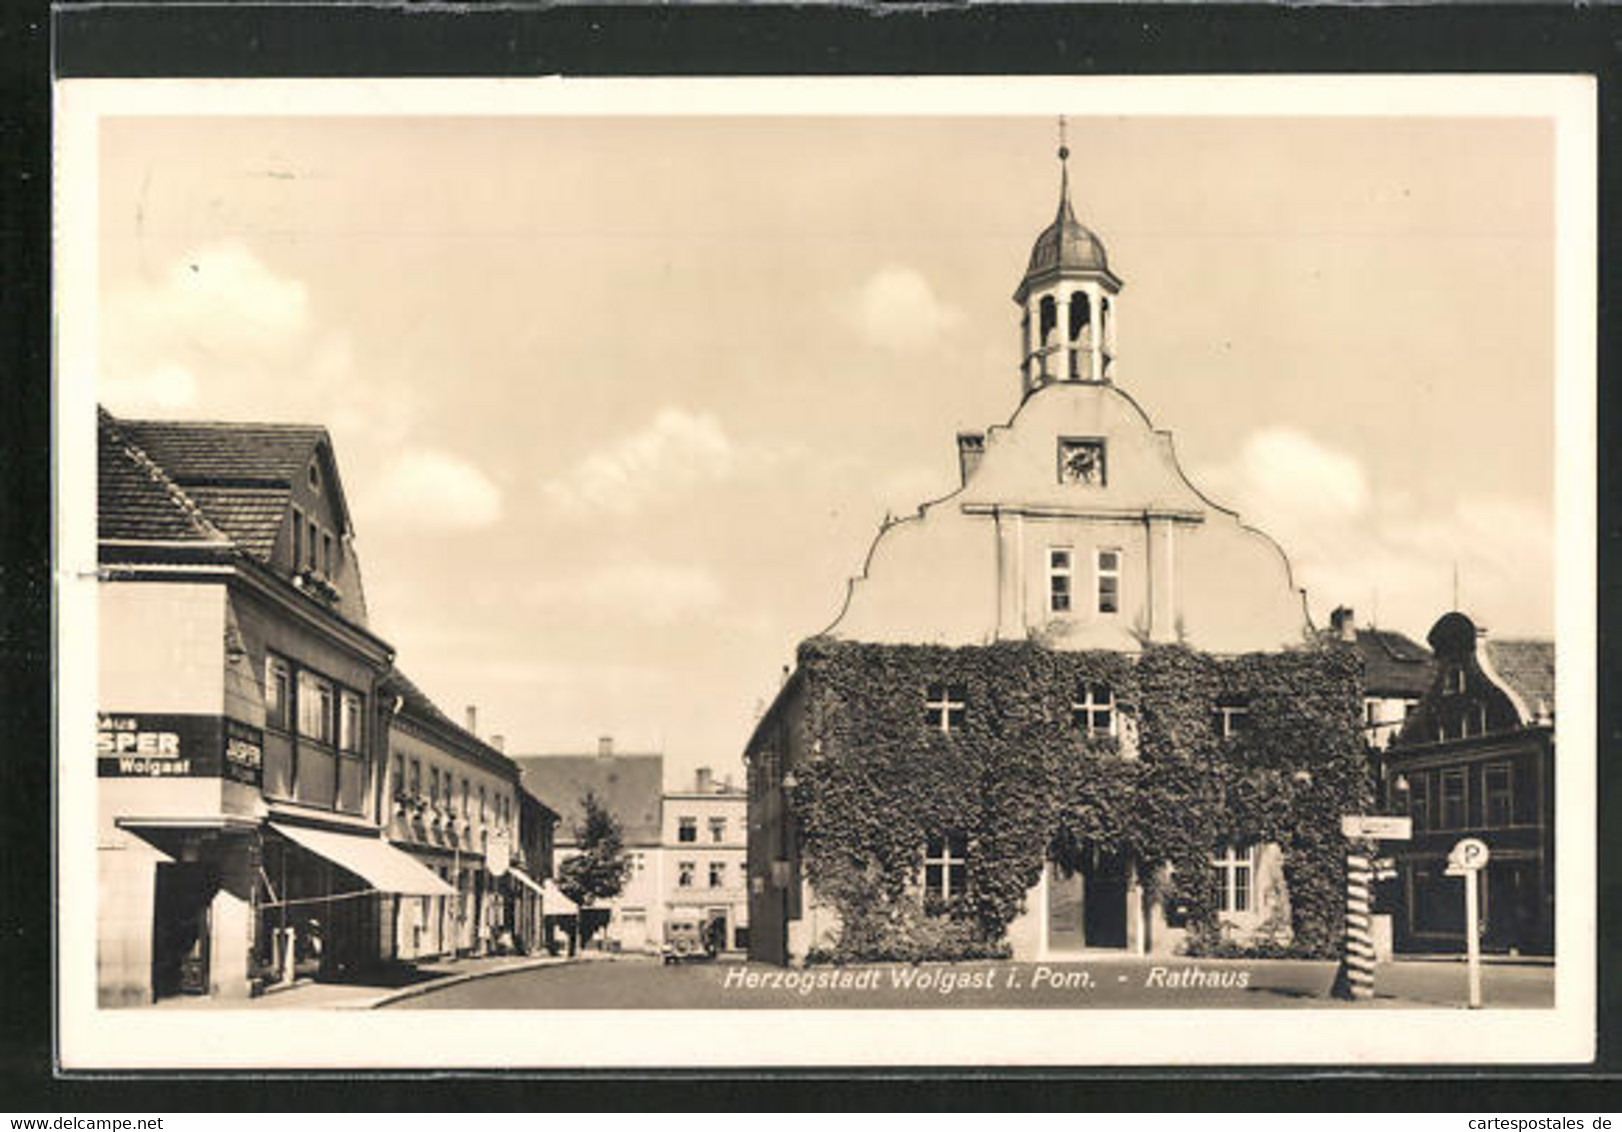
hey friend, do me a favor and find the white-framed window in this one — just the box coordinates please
[338,690,363,753]
[1095,549,1121,614]
[709,862,726,888]
[678,816,697,843]
[296,671,334,744]
[265,654,292,731]
[708,816,726,843]
[1048,547,1073,613]
[306,518,319,572]
[1215,698,1250,739]
[1072,682,1115,738]
[678,861,695,887]
[1212,843,1256,914]
[630,851,645,874]
[924,683,967,736]
[922,832,968,908]
[1484,762,1514,828]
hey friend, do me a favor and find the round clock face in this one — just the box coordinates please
[1059,440,1104,485]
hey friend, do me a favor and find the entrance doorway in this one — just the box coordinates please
[1047,842,1129,952]
[152,862,213,999]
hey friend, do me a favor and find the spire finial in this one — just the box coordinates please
[1055,116,1073,221]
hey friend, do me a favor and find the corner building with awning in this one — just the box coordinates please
[96,408,452,1004]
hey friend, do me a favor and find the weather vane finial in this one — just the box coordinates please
[1058,114,1069,162]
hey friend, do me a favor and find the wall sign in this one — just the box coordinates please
[97,712,263,788]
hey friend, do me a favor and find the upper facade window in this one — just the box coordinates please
[1096,549,1121,614]
[1073,682,1115,738]
[266,655,292,731]
[924,683,967,736]
[922,831,968,910]
[678,816,697,843]
[297,671,335,745]
[1484,762,1514,828]
[1215,698,1250,739]
[1048,547,1073,613]
[708,816,726,843]
[1057,437,1106,486]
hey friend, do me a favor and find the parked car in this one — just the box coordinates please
[661,913,715,964]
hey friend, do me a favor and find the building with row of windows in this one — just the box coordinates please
[745,145,1333,965]
[96,409,557,1005]
[516,746,748,955]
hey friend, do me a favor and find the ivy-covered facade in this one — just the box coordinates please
[742,139,1369,966]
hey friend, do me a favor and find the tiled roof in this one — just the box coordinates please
[182,485,291,561]
[513,754,664,846]
[98,410,226,544]
[1353,628,1435,697]
[118,418,328,486]
[1485,639,1555,721]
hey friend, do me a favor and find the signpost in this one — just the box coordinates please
[1336,815,1412,1001]
[1446,837,1490,1009]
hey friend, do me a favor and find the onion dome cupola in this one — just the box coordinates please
[1014,123,1124,397]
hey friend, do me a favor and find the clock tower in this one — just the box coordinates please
[1014,126,1124,397]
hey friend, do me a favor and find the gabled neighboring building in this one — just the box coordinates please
[97,408,452,1005]
[513,738,665,952]
[1324,605,1435,751]
[1381,611,1555,955]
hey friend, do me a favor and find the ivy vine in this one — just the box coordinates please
[787,638,1367,960]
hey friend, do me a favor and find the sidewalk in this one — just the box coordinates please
[151,950,589,1011]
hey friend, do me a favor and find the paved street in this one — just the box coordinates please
[384,954,1553,1011]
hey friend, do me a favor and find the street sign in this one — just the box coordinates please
[1447,837,1490,873]
[1341,815,1413,840]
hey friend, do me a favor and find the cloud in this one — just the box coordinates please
[527,560,724,625]
[542,407,739,517]
[1196,428,1551,638]
[99,362,199,412]
[845,265,960,353]
[365,449,503,531]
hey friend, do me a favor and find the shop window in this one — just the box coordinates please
[1212,843,1256,914]
[709,862,726,888]
[678,816,697,843]
[922,832,968,910]
[1048,547,1073,613]
[1072,682,1115,738]
[1439,769,1467,830]
[709,816,726,843]
[1484,763,1514,828]
[678,861,695,888]
[265,655,292,731]
[924,683,967,736]
[1096,549,1121,614]
[1214,697,1250,739]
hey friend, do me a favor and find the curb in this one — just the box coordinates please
[365,956,580,1009]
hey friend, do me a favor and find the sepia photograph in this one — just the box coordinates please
[52,75,1595,1068]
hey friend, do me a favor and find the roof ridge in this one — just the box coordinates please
[100,411,235,546]
[121,417,328,434]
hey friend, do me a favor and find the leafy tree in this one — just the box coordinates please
[557,791,632,915]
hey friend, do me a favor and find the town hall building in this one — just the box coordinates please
[745,141,1366,966]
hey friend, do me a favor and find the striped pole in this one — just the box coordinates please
[1341,850,1376,1001]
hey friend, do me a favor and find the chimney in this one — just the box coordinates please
[598,735,613,757]
[465,705,478,734]
[957,432,986,486]
[1330,606,1356,642]
[696,766,713,794]
[491,734,505,753]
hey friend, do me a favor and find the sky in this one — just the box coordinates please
[94,112,1557,787]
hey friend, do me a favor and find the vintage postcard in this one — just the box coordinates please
[54,75,1596,1069]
